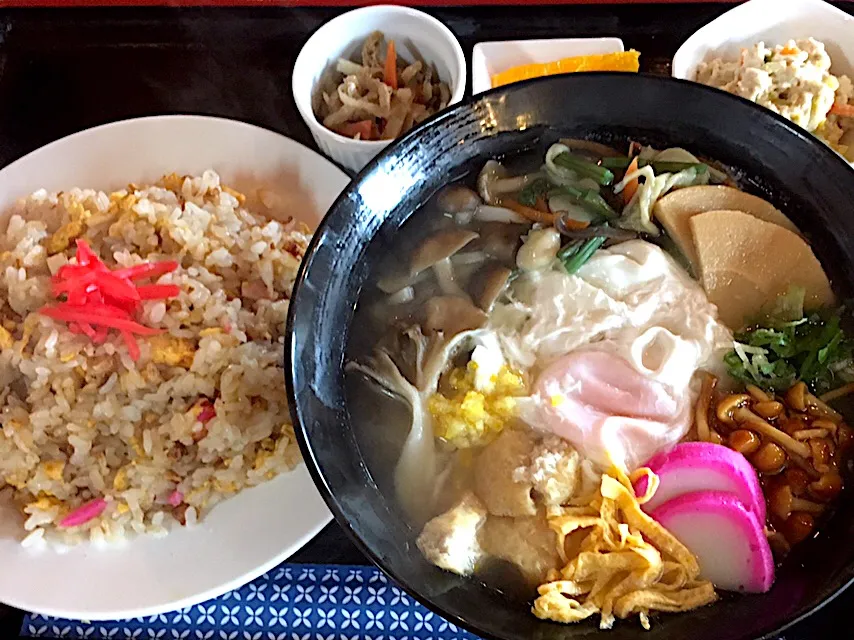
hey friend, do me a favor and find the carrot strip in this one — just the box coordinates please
[384,40,398,90]
[559,215,592,231]
[623,156,641,205]
[830,102,854,118]
[500,198,557,225]
[336,120,374,140]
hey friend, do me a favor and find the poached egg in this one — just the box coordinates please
[492,239,731,470]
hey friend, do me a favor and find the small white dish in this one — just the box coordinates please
[472,37,624,95]
[292,5,466,174]
[673,0,854,81]
[0,115,338,620]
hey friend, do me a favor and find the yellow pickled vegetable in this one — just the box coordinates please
[491,51,641,89]
[428,361,525,449]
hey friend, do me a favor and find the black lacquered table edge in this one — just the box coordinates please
[1,3,854,638]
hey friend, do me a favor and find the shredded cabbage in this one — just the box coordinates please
[614,165,710,235]
[767,285,806,324]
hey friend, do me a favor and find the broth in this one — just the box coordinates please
[345,137,853,629]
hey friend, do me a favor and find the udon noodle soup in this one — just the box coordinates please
[346,138,853,629]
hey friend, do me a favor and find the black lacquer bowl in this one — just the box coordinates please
[285,73,854,640]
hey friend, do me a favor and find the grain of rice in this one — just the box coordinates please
[21,528,45,548]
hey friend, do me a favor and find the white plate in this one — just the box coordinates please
[672,0,854,80]
[472,37,624,95]
[0,115,341,620]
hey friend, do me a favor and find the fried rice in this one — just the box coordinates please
[0,170,307,547]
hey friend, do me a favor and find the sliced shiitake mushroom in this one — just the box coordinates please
[478,160,507,205]
[477,160,535,206]
[411,229,480,276]
[470,222,527,265]
[377,228,479,294]
[470,264,513,313]
[437,185,481,215]
[423,295,487,336]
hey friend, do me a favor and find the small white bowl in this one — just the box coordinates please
[472,37,624,95]
[292,5,466,174]
[673,0,854,81]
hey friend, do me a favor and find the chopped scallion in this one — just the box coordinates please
[553,153,615,186]
[597,156,709,176]
[558,236,607,275]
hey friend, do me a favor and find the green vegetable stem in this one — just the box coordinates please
[553,153,615,186]
[558,236,607,275]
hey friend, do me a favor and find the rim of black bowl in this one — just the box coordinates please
[285,72,854,640]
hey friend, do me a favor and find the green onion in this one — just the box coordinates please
[549,186,618,221]
[556,239,580,262]
[597,156,709,176]
[724,299,854,394]
[600,157,632,170]
[580,190,618,220]
[654,161,709,174]
[553,153,615,186]
[558,236,607,275]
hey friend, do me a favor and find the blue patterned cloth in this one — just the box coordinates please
[20,564,480,640]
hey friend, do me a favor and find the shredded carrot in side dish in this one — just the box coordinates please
[39,239,180,360]
[830,102,854,118]
[336,120,375,141]
[384,40,398,90]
